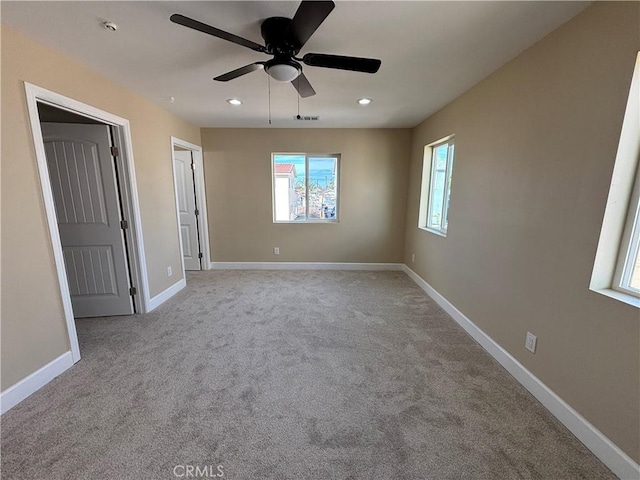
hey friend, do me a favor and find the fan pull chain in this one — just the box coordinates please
[297,75,300,117]
[267,75,272,125]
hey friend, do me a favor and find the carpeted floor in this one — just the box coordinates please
[1,270,615,479]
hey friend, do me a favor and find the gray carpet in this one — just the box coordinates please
[1,270,615,479]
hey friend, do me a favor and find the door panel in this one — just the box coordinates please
[42,123,134,317]
[173,150,201,270]
[63,246,118,296]
[180,225,193,258]
[46,140,108,224]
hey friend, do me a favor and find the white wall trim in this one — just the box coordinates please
[111,120,151,313]
[24,83,151,366]
[210,262,404,271]
[170,137,210,275]
[402,265,640,480]
[0,352,74,415]
[148,278,187,312]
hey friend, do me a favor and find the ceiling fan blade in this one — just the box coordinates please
[285,1,335,50]
[291,72,316,98]
[214,63,265,82]
[170,14,266,53]
[302,53,381,73]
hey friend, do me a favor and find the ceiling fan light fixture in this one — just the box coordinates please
[265,60,301,83]
[357,97,372,105]
[226,98,242,106]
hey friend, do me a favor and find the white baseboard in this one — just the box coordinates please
[210,262,404,271]
[148,278,186,311]
[0,351,74,415]
[402,265,640,480]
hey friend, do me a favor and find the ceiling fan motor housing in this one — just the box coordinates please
[261,17,299,55]
[261,16,303,82]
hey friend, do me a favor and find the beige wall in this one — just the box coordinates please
[201,128,411,263]
[404,2,640,462]
[0,25,201,390]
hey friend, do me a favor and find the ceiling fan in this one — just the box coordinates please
[170,1,381,98]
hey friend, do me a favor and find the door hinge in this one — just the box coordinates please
[129,287,137,296]
[198,252,203,259]
[195,209,199,216]
[120,219,128,230]
[111,146,120,157]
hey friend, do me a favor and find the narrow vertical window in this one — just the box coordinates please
[418,137,455,236]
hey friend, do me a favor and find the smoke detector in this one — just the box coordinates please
[102,21,118,32]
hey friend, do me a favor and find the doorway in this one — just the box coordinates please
[171,137,210,275]
[25,83,149,363]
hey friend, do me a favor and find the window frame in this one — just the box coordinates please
[271,152,340,224]
[418,136,455,236]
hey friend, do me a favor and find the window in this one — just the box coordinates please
[418,137,455,236]
[590,52,640,307]
[272,153,339,223]
[613,178,640,297]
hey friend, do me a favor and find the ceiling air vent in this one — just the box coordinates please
[294,115,320,121]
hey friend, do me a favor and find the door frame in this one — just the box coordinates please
[24,82,150,363]
[170,137,210,275]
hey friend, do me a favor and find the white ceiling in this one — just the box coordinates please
[2,1,589,128]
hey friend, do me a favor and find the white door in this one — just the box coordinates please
[173,150,202,270]
[42,123,134,317]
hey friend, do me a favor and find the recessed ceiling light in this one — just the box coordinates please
[357,98,372,105]
[226,98,242,106]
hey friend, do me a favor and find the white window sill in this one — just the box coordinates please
[590,287,640,308]
[419,226,447,237]
[274,220,339,224]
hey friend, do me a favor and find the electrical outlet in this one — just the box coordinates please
[273,247,280,255]
[411,253,415,263]
[525,332,537,353]
[167,266,172,277]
